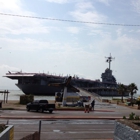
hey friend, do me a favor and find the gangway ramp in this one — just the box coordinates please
[76,87,117,109]
[76,87,102,102]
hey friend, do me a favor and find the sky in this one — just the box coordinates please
[0,0,140,94]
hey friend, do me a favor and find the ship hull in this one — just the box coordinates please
[16,84,129,97]
[16,84,63,96]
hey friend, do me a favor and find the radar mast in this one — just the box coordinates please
[105,53,115,70]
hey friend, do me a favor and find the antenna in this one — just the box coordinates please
[105,53,115,70]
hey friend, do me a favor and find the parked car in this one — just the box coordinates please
[26,100,55,113]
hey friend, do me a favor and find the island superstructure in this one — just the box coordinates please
[4,54,128,96]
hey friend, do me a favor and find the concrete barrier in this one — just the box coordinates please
[0,125,14,140]
[114,120,140,140]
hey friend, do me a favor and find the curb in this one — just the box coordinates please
[0,116,122,120]
[1,108,115,112]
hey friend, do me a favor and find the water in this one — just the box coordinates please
[0,90,139,101]
[0,90,55,101]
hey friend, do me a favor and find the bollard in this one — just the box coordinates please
[0,101,2,108]
[39,120,41,140]
[6,120,9,125]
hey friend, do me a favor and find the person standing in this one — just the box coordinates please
[85,104,90,113]
[91,99,95,111]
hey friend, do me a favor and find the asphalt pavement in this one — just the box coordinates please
[0,101,140,140]
[0,100,140,120]
[0,119,115,140]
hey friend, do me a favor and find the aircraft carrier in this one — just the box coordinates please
[4,54,128,96]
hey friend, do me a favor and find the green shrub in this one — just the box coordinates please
[123,113,140,120]
[123,116,126,119]
[129,112,135,120]
[135,115,140,120]
[20,95,34,105]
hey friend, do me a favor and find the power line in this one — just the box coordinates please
[0,12,140,26]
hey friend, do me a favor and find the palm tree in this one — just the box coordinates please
[117,83,127,103]
[128,83,138,106]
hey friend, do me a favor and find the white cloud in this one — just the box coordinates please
[76,2,94,10]
[0,37,51,51]
[0,37,82,52]
[117,35,140,52]
[0,0,22,12]
[96,32,140,54]
[45,0,69,4]
[0,0,50,35]
[131,0,140,14]
[89,29,111,39]
[128,30,134,33]
[116,28,122,36]
[71,11,101,22]
[97,0,112,6]
[70,2,107,28]
[0,64,20,90]
[0,19,50,35]
[0,64,19,71]
[66,27,80,34]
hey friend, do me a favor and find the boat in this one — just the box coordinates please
[4,54,129,96]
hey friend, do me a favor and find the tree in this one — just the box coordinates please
[128,83,138,106]
[117,83,127,102]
